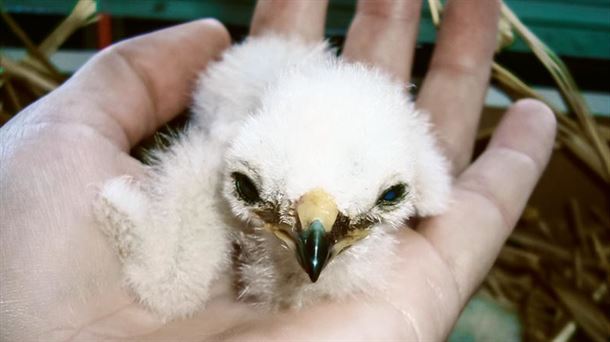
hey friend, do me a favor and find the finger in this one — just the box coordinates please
[43,19,229,150]
[416,0,500,174]
[420,99,557,302]
[342,0,422,81]
[250,0,328,41]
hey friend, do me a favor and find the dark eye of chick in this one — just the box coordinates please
[232,172,261,204]
[377,184,407,206]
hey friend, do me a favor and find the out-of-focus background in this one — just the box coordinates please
[1,1,609,341]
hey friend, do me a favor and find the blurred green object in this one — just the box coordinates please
[449,293,522,342]
[4,0,610,59]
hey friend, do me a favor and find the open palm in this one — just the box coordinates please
[0,0,556,340]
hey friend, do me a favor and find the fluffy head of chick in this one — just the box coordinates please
[223,60,450,282]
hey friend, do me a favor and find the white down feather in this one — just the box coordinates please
[95,35,451,320]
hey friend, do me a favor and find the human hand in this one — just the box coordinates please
[0,19,236,340]
[0,0,556,340]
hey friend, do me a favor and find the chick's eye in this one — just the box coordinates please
[377,184,407,205]
[232,172,261,204]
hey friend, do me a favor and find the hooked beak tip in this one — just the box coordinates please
[298,220,331,283]
[308,268,322,282]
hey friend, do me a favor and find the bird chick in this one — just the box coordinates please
[95,35,451,320]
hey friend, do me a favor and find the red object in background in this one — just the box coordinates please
[98,13,112,49]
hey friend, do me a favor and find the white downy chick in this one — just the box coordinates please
[95,35,451,320]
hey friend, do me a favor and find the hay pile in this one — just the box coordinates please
[487,204,609,341]
[0,0,96,123]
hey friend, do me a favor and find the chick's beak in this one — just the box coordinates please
[298,220,331,282]
[295,189,338,282]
